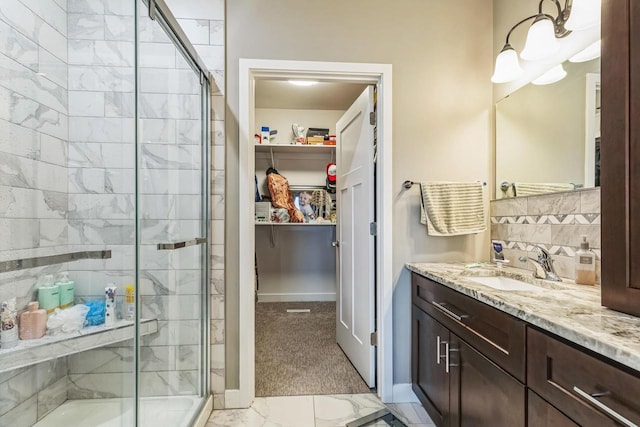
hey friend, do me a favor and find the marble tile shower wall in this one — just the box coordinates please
[0,359,69,426]
[490,187,601,282]
[162,0,226,409]
[136,20,204,397]
[0,0,225,420]
[0,0,71,424]
[65,0,206,400]
[64,0,138,401]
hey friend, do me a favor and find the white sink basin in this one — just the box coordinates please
[467,276,543,292]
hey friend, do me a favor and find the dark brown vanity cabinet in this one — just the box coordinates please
[411,274,526,427]
[412,306,450,426]
[601,0,640,315]
[449,337,525,427]
[411,272,640,427]
[528,328,640,427]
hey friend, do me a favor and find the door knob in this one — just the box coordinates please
[332,241,340,247]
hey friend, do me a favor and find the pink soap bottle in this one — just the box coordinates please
[19,302,46,340]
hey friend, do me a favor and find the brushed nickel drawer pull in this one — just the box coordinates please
[432,301,469,322]
[436,335,442,365]
[573,386,638,427]
[444,341,450,373]
[447,346,460,371]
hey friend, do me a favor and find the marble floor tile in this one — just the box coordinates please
[314,393,386,427]
[206,393,434,427]
[207,395,314,427]
[386,403,434,426]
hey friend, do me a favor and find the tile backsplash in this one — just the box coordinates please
[490,188,600,282]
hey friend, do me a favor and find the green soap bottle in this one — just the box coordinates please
[37,274,60,315]
[55,271,75,309]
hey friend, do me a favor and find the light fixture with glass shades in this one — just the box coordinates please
[491,0,601,84]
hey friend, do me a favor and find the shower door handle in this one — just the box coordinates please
[157,237,207,250]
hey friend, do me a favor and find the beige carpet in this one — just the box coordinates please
[255,301,371,397]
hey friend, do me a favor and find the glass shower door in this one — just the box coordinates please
[0,1,209,426]
[137,2,209,426]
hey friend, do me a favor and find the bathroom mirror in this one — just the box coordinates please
[494,57,600,199]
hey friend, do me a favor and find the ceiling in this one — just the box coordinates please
[255,80,368,111]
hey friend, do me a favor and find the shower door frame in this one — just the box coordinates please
[136,0,212,424]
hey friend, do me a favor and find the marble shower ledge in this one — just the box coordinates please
[0,318,158,373]
[406,262,640,374]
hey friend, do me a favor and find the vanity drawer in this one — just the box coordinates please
[528,328,640,427]
[411,272,526,382]
[528,390,579,427]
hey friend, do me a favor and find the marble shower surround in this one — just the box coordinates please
[0,358,68,426]
[64,0,138,401]
[65,0,210,400]
[160,0,227,408]
[0,0,227,418]
[490,187,600,281]
[0,0,70,423]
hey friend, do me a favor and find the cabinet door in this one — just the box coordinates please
[449,335,525,427]
[601,0,640,315]
[412,273,526,382]
[528,391,579,427]
[412,306,450,427]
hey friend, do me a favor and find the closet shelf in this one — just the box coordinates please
[255,222,336,227]
[0,318,158,373]
[255,144,336,153]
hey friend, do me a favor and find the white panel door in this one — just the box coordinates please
[336,86,375,387]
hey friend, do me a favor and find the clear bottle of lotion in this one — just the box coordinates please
[575,235,596,285]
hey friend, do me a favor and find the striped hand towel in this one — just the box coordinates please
[513,182,575,197]
[420,182,486,236]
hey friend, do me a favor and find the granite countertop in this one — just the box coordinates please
[406,262,640,374]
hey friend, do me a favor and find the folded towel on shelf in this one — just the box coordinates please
[420,182,486,236]
[513,182,575,197]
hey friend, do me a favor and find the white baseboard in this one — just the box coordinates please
[257,292,336,302]
[224,389,249,409]
[392,383,419,403]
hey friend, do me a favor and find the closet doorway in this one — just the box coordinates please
[234,59,393,409]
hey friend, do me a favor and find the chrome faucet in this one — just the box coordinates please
[518,245,562,282]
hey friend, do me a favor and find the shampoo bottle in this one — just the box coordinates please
[37,274,60,315]
[1,298,18,348]
[261,126,270,145]
[19,302,46,340]
[105,285,117,327]
[56,271,75,309]
[124,285,135,322]
[575,235,596,285]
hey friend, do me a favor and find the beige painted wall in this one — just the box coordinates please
[226,0,494,389]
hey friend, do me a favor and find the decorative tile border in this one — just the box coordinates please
[492,240,601,260]
[491,214,601,225]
